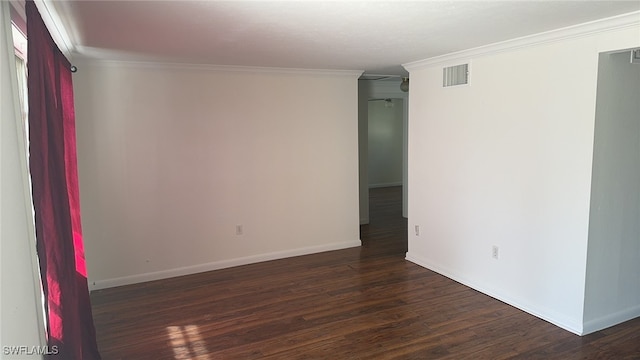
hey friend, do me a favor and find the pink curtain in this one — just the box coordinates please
[26,1,101,359]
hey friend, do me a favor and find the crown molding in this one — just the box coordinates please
[73,52,363,77]
[35,0,74,59]
[404,11,640,71]
[33,0,363,78]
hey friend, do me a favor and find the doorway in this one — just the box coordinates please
[358,78,408,225]
[367,98,404,189]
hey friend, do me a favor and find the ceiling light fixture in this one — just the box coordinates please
[400,77,409,92]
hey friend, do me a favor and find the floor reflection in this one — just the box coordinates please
[166,325,210,360]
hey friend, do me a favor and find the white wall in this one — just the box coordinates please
[583,50,640,334]
[405,20,640,335]
[368,99,404,188]
[0,1,45,352]
[73,60,361,289]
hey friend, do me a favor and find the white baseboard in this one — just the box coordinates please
[582,305,640,335]
[89,240,361,291]
[405,251,584,335]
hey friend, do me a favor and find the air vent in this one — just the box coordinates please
[443,63,469,87]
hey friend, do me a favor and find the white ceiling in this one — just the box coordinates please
[49,0,640,76]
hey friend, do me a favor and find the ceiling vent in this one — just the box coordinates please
[443,63,469,87]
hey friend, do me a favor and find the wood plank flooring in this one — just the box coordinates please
[91,186,640,359]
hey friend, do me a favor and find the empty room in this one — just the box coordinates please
[2,1,639,359]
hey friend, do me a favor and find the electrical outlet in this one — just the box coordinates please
[414,225,420,236]
[236,225,243,236]
[492,245,499,259]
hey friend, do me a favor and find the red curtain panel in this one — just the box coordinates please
[26,1,101,358]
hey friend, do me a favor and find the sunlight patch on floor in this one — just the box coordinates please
[166,325,211,360]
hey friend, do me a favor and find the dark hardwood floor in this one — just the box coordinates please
[91,186,640,359]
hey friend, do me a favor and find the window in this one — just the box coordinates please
[12,22,28,121]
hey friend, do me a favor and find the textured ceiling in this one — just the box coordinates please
[50,1,640,76]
